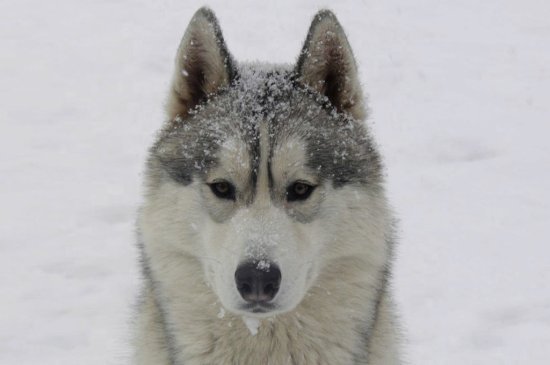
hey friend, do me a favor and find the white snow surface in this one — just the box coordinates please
[1,0,550,364]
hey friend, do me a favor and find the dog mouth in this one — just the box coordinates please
[239,302,278,315]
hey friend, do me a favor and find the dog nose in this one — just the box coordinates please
[235,261,281,303]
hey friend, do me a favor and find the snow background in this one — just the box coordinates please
[1,0,549,363]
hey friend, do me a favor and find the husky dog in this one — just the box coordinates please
[135,7,400,365]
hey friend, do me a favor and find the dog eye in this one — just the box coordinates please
[209,181,236,200]
[286,181,315,202]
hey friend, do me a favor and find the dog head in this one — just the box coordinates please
[141,8,385,318]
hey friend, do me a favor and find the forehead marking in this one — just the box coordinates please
[216,137,251,180]
[256,121,270,202]
[270,137,309,186]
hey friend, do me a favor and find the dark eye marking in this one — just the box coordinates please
[286,181,316,202]
[208,180,236,201]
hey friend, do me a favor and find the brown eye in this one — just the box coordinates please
[215,182,229,193]
[286,181,315,202]
[294,182,308,195]
[209,181,235,200]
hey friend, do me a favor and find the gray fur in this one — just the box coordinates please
[135,7,401,365]
[152,65,382,194]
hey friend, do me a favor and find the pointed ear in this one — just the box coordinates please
[295,10,365,120]
[166,7,235,120]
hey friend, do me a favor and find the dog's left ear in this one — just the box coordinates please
[295,10,365,120]
[166,7,235,120]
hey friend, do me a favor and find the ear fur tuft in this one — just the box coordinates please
[296,10,365,120]
[166,7,235,120]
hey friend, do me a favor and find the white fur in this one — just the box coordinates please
[136,180,400,364]
[135,166,401,364]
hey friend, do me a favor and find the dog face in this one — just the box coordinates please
[142,8,383,318]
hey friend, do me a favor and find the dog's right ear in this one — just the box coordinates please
[166,7,235,120]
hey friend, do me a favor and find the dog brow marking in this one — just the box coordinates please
[255,120,270,204]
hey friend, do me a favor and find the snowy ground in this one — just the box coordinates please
[1,0,549,364]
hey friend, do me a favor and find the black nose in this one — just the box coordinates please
[235,261,281,303]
